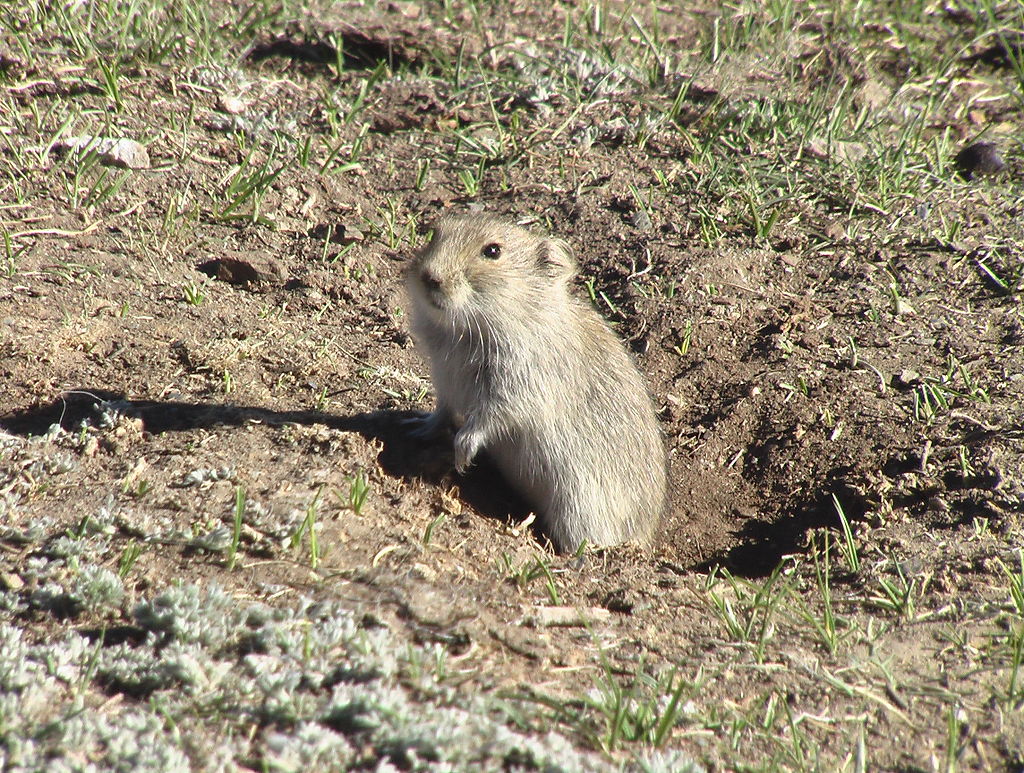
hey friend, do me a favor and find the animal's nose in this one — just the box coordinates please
[420,269,442,292]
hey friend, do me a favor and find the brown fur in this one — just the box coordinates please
[405,214,667,553]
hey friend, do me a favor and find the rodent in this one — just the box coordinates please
[404,213,668,553]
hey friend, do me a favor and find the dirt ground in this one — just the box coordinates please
[2,1,1023,770]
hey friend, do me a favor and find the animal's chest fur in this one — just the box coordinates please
[429,321,552,419]
[426,327,497,415]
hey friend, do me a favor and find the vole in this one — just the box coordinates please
[404,214,667,553]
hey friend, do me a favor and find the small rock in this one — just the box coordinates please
[804,137,867,166]
[189,527,232,552]
[113,416,144,438]
[58,136,150,169]
[897,368,921,387]
[339,224,364,243]
[627,209,653,231]
[603,588,649,614]
[806,137,864,165]
[824,221,846,240]
[955,141,1005,179]
[0,573,25,591]
[410,563,437,582]
[893,298,916,316]
[855,78,891,111]
[218,95,247,114]
[530,605,611,627]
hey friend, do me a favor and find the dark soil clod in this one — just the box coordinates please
[954,141,1007,179]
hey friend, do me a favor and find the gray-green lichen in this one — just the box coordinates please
[0,582,702,772]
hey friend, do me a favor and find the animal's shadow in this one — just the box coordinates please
[0,389,533,538]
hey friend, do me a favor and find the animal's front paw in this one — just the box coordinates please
[453,427,483,473]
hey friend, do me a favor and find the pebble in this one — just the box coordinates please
[218,95,247,114]
[58,136,151,169]
[0,573,25,591]
[531,605,610,627]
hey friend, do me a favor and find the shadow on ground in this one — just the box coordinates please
[707,484,867,578]
[2,391,883,573]
[0,389,532,539]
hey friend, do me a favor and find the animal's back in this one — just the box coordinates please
[483,293,666,550]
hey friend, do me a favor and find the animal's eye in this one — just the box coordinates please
[481,243,502,259]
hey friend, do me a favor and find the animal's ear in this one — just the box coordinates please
[535,238,576,283]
